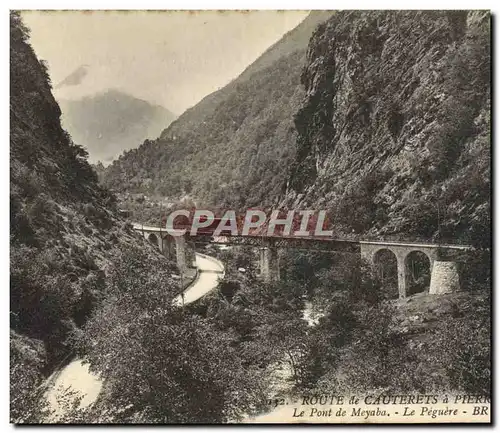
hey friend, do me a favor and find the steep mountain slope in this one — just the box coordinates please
[102,11,333,208]
[59,89,176,165]
[285,10,490,246]
[10,12,178,422]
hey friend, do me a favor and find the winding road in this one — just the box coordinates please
[45,252,224,420]
[173,253,224,305]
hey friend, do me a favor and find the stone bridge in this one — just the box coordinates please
[359,240,470,298]
[133,224,473,299]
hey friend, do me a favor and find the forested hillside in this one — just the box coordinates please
[59,90,176,165]
[285,11,490,246]
[10,12,179,421]
[10,10,491,423]
[101,11,333,208]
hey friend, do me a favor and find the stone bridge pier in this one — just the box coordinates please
[259,240,280,282]
[168,235,196,273]
[360,242,460,299]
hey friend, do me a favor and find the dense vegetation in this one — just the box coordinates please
[11,10,112,370]
[10,10,490,424]
[196,246,490,401]
[72,247,268,423]
[10,11,156,421]
[12,13,325,424]
[10,12,260,423]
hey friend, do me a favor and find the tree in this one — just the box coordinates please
[79,247,267,423]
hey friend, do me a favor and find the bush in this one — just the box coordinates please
[460,249,491,292]
[297,301,358,390]
[321,303,438,394]
[10,331,51,423]
[10,192,36,246]
[10,246,77,363]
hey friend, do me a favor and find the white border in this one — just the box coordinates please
[4,0,500,9]
[1,2,497,431]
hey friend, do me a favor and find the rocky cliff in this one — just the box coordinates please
[285,11,490,246]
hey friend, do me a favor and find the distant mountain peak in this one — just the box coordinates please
[59,88,176,164]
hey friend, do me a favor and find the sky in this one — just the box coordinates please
[22,10,309,114]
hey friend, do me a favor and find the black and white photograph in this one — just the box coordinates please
[9,8,491,424]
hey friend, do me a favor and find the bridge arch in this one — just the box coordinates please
[372,248,399,299]
[360,243,440,298]
[404,249,433,266]
[405,250,431,295]
[147,233,160,250]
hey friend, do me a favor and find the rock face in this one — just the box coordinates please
[285,11,490,247]
[430,261,460,294]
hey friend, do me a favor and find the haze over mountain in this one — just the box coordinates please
[22,11,310,165]
[59,89,176,164]
[22,10,309,114]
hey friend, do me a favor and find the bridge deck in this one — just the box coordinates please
[132,223,473,250]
